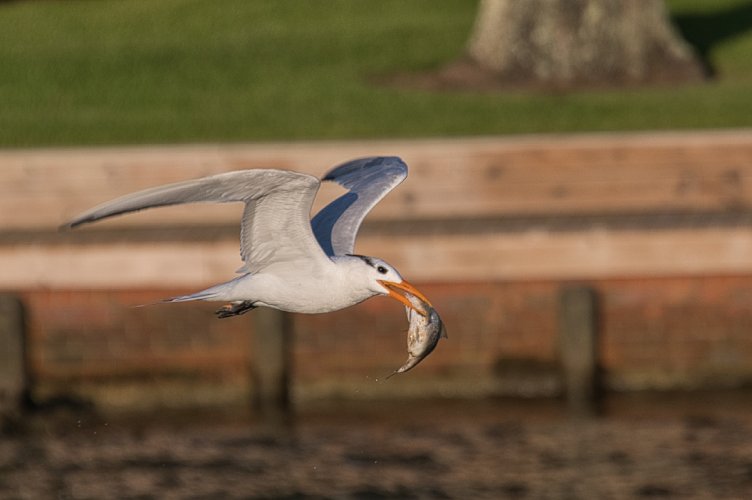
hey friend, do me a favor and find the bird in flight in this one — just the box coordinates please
[63,156,432,319]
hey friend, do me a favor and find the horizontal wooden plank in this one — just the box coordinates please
[2,130,752,230]
[3,225,752,289]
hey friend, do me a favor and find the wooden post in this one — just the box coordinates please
[251,308,292,428]
[558,285,600,417]
[0,295,27,428]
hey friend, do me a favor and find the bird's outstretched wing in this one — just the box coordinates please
[311,156,407,256]
[63,169,331,273]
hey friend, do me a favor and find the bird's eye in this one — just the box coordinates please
[377,266,388,274]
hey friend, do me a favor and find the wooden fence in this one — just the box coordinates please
[3,130,752,287]
[2,129,752,415]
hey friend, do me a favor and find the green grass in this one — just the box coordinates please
[0,0,751,147]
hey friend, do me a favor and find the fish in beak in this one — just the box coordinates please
[378,279,432,315]
[388,291,447,378]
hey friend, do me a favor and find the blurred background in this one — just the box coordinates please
[3,0,752,498]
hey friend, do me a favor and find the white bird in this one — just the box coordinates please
[63,156,431,318]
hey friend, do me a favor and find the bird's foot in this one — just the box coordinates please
[215,301,257,319]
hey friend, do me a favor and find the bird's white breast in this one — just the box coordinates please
[228,260,377,314]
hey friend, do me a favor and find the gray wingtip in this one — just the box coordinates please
[322,156,407,182]
[58,220,77,232]
[59,215,92,231]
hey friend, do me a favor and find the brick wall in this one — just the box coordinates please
[17,273,752,410]
[6,132,752,412]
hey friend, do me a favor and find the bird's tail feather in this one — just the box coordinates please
[126,289,220,309]
[163,280,238,303]
[132,279,240,307]
[164,289,221,303]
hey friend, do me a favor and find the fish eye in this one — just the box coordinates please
[377,265,388,274]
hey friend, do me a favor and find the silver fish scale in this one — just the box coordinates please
[388,293,447,377]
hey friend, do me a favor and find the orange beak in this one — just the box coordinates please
[378,279,432,315]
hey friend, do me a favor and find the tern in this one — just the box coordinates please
[63,156,431,318]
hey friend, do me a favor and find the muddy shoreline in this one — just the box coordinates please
[3,393,752,499]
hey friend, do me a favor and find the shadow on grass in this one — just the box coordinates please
[673,2,752,76]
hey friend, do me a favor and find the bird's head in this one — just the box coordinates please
[347,254,431,315]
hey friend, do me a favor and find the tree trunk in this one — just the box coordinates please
[465,0,706,88]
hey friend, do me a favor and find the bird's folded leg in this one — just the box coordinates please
[215,301,257,319]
